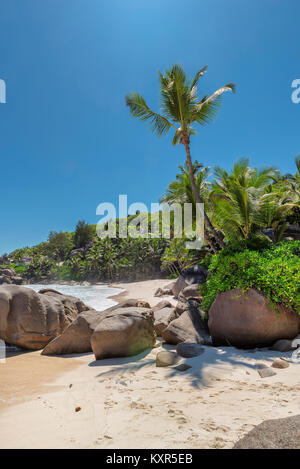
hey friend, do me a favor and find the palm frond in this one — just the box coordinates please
[205,83,236,102]
[125,92,175,136]
[190,65,207,91]
[172,130,180,146]
[295,155,300,174]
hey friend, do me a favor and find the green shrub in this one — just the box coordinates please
[0,264,27,274]
[200,241,300,314]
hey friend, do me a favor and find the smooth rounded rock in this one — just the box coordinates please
[271,358,289,369]
[156,351,179,367]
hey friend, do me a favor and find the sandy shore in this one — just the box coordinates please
[109,278,176,307]
[0,278,299,449]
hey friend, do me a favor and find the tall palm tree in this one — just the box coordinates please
[160,161,217,249]
[125,64,235,250]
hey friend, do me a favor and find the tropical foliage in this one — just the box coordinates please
[200,240,300,314]
[161,157,300,244]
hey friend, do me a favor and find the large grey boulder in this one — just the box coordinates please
[38,289,89,316]
[208,288,300,348]
[172,276,188,298]
[42,301,156,357]
[162,304,211,345]
[179,284,202,300]
[174,298,189,315]
[270,339,296,352]
[91,307,156,360]
[172,265,207,297]
[0,286,89,350]
[233,415,300,449]
[153,307,177,336]
[42,310,103,355]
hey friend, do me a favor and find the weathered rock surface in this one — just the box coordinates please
[107,299,151,311]
[162,304,211,345]
[271,358,289,369]
[0,266,24,285]
[233,415,300,449]
[179,284,202,300]
[38,289,89,316]
[43,303,156,358]
[152,300,173,312]
[208,288,300,348]
[91,307,156,360]
[172,265,207,297]
[270,337,300,352]
[176,342,205,358]
[156,350,179,367]
[42,310,103,355]
[0,286,89,350]
[154,282,175,297]
[153,307,177,336]
[257,367,277,378]
[174,298,189,315]
[172,276,188,298]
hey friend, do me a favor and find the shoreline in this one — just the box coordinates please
[0,278,299,449]
[108,279,176,308]
[0,279,172,411]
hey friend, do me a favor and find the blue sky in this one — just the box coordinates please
[0,0,299,254]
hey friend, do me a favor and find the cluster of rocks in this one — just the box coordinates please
[0,267,24,286]
[156,265,300,351]
[156,343,204,371]
[154,264,207,301]
[255,358,291,378]
[0,280,210,361]
[0,286,89,350]
[0,264,299,366]
[42,300,156,359]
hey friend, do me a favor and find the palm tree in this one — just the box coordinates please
[125,64,235,250]
[210,158,279,240]
[160,161,210,208]
[270,155,300,228]
[160,161,217,248]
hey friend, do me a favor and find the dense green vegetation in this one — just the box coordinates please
[4,156,300,293]
[7,222,169,282]
[163,156,300,244]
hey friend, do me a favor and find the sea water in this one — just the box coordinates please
[27,284,124,311]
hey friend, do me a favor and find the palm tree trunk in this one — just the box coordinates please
[181,133,225,250]
[204,229,217,254]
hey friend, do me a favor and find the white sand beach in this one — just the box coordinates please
[0,279,299,449]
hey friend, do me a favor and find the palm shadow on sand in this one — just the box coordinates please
[88,344,277,389]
